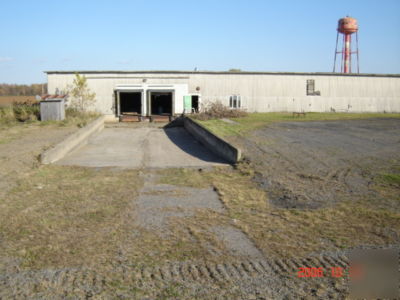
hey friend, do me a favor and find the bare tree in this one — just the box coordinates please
[68,73,96,111]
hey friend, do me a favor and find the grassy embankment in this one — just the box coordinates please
[197,112,400,137]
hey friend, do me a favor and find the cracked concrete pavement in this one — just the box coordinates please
[57,126,227,168]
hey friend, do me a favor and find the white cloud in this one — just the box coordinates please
[0,57,13,62]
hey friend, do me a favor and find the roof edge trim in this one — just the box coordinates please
[44,70,400,78]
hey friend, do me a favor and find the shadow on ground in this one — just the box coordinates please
[57,126,227,168]
[164,127,226,164]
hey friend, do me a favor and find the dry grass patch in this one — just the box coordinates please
[157,164,400,258]
[126,220,229,266]
[0,165,142,270]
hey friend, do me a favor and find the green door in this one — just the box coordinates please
[184,95,192,113]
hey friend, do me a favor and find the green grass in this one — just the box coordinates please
[379,173,400,187]
[197,112,400,137]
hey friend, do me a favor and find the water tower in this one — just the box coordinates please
[333,16,360,73]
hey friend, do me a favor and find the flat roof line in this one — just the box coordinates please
[44,70,400,78]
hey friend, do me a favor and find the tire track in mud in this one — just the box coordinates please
[0,255,349,298]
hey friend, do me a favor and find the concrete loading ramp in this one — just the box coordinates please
[56,126,227,168]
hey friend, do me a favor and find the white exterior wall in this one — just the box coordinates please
[187,73,400,113]
[47,72,400,115]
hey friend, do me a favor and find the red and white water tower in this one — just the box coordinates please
[333,16,360,73]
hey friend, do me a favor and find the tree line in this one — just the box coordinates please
[0,83,47,96]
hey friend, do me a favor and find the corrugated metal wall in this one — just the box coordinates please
[47,72,400,115]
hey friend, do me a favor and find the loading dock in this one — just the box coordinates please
[113,84,190,121]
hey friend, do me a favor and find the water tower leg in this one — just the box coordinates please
[344,34,351,73]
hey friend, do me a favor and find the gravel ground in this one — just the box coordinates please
[230,118,400,209]
[212,226,264,259]
[135,172,263,262]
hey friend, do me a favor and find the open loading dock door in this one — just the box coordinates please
[150,92,173,115]
[114,84,189,122]
[119,92,142,115]
[117,91,143,122]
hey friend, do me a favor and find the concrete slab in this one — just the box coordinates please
[56,127,227,168]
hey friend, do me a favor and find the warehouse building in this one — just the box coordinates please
[45,71,400,120]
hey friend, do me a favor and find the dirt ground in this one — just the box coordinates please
[1,117,399,299]
[222,118,400,259]
[0,123,77,199]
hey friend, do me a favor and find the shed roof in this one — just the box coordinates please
[41,94,68,100]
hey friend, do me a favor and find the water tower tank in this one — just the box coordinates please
[333,16,360,73]
[337,17,358,34]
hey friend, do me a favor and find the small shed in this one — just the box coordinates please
[40,94,67,121]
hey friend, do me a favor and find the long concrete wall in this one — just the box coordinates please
[47,71,400,114]
[183,117,241,164]
[41,116,105,164]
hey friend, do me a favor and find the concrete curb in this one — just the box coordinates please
[40,116,106,164]
[182,117,241,164]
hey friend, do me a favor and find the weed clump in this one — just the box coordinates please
[12,103,40,121]
[62,107,100,127]
[192,101,247,121]
[0,103,99,128]
[0,102,40,124]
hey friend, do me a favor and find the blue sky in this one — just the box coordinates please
[0,0,399,83]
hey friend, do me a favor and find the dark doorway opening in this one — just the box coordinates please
[191,95,199,112]
[150,92,173,115]
[120,92,142,115]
